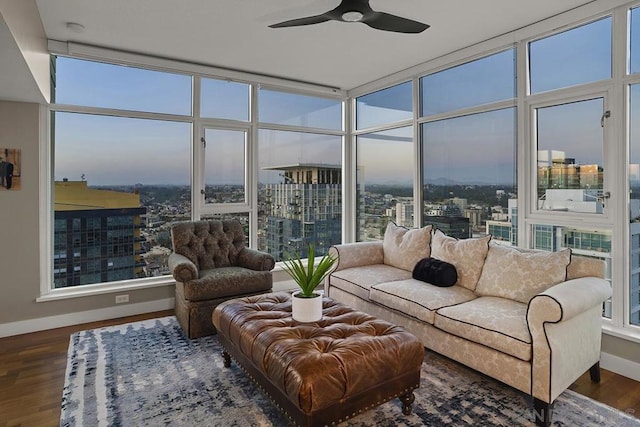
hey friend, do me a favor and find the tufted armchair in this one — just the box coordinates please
[169,219,275,338]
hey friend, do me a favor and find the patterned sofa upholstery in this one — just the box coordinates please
[169,220,275,338]
[325,222,612,427]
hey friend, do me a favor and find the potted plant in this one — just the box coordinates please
[282,244,337,322]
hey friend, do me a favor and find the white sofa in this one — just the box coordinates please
[325,223,612,427]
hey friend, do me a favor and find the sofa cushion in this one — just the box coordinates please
[475,244,571,304]
[329,265,412,301]
[430,229,491,291]
[412,257,457,287]
[434,296,532,361]
[370,280,477,324]
[383,222,432,272]
[567,254,606,280]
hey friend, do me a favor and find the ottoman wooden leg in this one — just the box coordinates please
[222,350,231,368]
[399,391,415,415]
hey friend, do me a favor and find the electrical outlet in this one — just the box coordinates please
[115,294,129,304]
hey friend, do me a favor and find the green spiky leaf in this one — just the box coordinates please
[282,244,337,297]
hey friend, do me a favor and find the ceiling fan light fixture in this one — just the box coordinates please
[342,11,364,22]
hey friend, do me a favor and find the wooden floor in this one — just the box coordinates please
[1,310,639,426]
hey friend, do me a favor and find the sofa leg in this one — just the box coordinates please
[533,398,553,427]
[589,361,601,383]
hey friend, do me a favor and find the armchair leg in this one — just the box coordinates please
[589,361,601,383]
[533,398,553,427]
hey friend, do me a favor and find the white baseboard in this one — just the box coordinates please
[601,351,640,383]
[0,298,175,338]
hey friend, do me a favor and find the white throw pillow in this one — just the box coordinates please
[430,229,491,291]
[475,244,571,303]
[383,222,432,272]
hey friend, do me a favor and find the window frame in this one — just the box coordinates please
[40,52,345,301]
[355,125,416,241]
[348,3,640,341]
[521,8,636,339]
[527,15,613,95]
[525,89,615,224]
[197,123,252,213]
[42,96,196,300]
[39,0,640,344]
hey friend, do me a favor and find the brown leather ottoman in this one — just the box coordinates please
[212,292,424,427]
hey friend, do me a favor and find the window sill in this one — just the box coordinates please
[36,268,294,303]
[36,276,174,302]
[602,322,640,345]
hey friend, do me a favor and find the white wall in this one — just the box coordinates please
[0,100,175,336]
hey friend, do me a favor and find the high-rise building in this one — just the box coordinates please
[53,180,146,288]
[486,220,512,244]
[449,197,468,212]
[464,207,483,231]
[424,215,470,239]
[395,202,414,228]
[540,188,604,213]
[537,150,603,195]
[263,164,341,261]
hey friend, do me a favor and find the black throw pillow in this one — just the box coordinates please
[412,257,458,287]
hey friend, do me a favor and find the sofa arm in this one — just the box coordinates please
[237,248,276,271]
[527,277,611,403]
[528,277,611,324]
[329,241,384,272]
[169,253,198,282]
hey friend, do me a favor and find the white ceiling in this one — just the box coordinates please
[0,0,622,102]
[35,0,607,90]
[0,14,44,103]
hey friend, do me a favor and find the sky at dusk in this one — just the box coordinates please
[52,13,631,188]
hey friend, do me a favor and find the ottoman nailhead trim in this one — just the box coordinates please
[217,299,422,427]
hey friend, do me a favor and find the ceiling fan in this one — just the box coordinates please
[269,0,430,34]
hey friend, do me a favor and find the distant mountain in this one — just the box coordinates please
[426,177,459,185]
[425,177,514,186]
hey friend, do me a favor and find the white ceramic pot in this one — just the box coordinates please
[291,290,323,322]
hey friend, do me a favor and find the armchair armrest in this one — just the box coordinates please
[169,253,198,282]
[238,248,275,271]
[329,241,384,272]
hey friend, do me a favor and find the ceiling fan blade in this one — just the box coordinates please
[364,12,429,34]
[269,14,331,29]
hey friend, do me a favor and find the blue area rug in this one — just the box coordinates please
[60,316,640,426]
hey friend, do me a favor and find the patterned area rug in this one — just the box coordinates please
[60,316,640,426]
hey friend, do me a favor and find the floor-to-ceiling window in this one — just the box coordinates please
[47,0,640,336]
[420,49,517,241]
[257,89,343,260]
[48,56,344,293]
[51,57,193,288]
[526,16,614,319]
[195,77,252,239]
[628,6,640,327]
[350,3,640,336]
[355,82,414,241]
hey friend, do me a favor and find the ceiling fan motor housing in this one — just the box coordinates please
[269,0,430,34]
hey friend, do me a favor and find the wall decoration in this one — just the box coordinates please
[0,148,21,191]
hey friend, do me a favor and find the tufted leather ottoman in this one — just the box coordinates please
[212,292,424,426]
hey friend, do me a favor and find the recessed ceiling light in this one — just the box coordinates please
[66,22,85,33]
